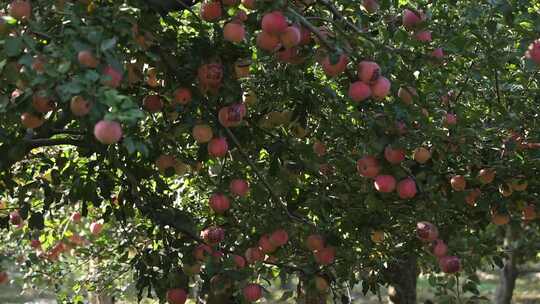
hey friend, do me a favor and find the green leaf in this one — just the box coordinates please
[4,37,23,57]
[101,37,118,52]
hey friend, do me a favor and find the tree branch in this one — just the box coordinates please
[24,137,86,148]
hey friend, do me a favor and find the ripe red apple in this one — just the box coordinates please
[413,147,431,164]
[298,26,311,45]
[465,188,481,206]
[526,39,540,65]
[438,256,461,274]
[357,61,380,84]
[321,54,349,77]
[450,175,466,191]
[233,254,246,268]
[143,95,163,113]
[218,103,247,127]
[10,0,31,20]
[229,179,249,197]
[492,212,510,226]
[223,22,245,43]
[173,87,192,105]
[71,212,82,223]
[193,244,212,260]
[261,11,288,34]
[431,48,444,59]
[32,92,53,113]
[416,221,439,241]
[166,288,187,304]
[280,26,301,48]
[444,113,457,126]
[242,0,255,9]
[371,76,391,100]
[431,239,448,257]
[94,120,122,144]
[90,222,103,235]
[209,193,230,213]
[348,81,372,102]
[243,283,263,302]
[21,112,44,129]
[198,63,223,87]
[201,226,225,245]
[371,230,384,243]
[256,31,281,52]
[477,168,495,184]
[384,146,405,164]
[258,234,277,253]
[208,137,229,158]
[402,9,425,30]
[245,247,264,264]
[356,156,380,178]
[192,124,213,143]
[397,86,417,105]
[397,178,417,199]
[201,1,222,22]
[9,211,22,225]
[234,10,248,22]
[77,50,98,68]
[362,0,379,13]
[313,140,327,157]
[70,96,92,116]
[155,155,176,173]
[306,234,325,251]
[374,175,396,193]
[270,229,289,247]
[414,30,432,42]
[0,271,8,284]
[314,246,335,265]
[102,66,122,88]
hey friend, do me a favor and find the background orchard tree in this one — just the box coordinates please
[0,0,539,304]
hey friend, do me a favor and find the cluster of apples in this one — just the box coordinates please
[305,234,336,266]
[416,222,461,274]
[356,146,432,199]
[402,8,444,59]
[348,60,391,102]
[208,178,249,214]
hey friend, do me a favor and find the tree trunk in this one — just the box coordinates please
[387,255,418,304]
[494,225,519,304]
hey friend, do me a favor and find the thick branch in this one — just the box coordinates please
[24,138,85,148]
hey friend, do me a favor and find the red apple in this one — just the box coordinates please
[321,54,349,77]
[348,81,372,102]
[192,124,213,143]
[450,175,466,191]
[166,288,187,304]
[30,239,41,249]
[70,212,82,223]
[173,88,192,105]
[371,76,391,100]
[402,9,425,30]
[414,30,432,42]
[229,179,249,197]
[357,61,380,84]
[477,168,495,184]
[9,211,21,225]
[223,22,246,43]
[258,234,277,253]
[94,120,122,144]
[374,175,396,193]
[201,226,225,245]
[201,1,222,22]
[384,146,405,164]
[416,221,439,241]
[444,113,457,126]
[32,92,53,113]
[209,193,230,213]
[9,0,31,20]
[313,141,327,157]
[398,86,417,105]
[356,156,380,178]
[233,254,246,268]
[431,48,444,59]
[20,112,44,129]
[208,137,229,158]
[70,96,92,116]
[522,205,537,221]
[242,0,255,9]
[397,178,417,199]
[413,147,431,164]
[245,247,264,264]
[314,246,335,265]
[0,271,8,284]
[143,94,163,113]
[102,66,122,88]
[431,239,448,257]
[90,222,103,235]
[362,0,379,13]
[193,244,212,260]
[243,283,263,302]
[526,39,540,65]
[438,256,461,274]
[261,11,288,34]
[256,31,281,52]
[77,50,98,68]
[270,229,289,247]
[280,26,301,48]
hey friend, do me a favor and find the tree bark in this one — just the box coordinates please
[494,225,519,304]
[387,255,418,304]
